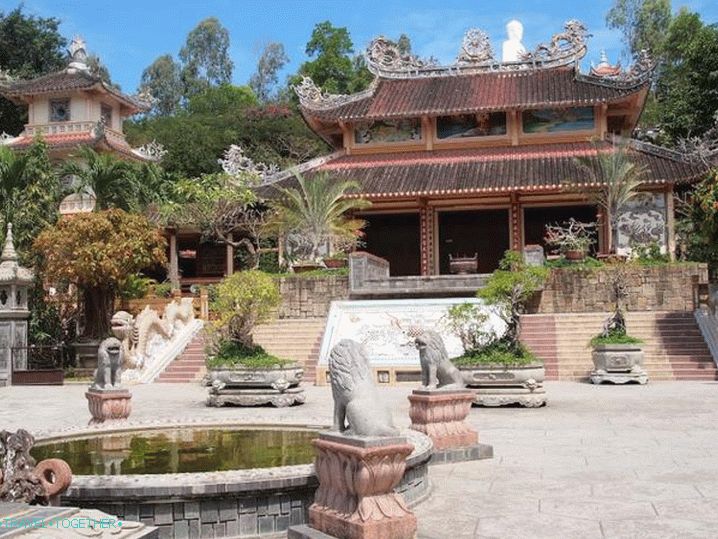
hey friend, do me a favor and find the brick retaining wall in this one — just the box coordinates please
[529,263,708,313]
[277,276,349,319]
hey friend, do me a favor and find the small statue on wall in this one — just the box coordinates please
[91,337,124,390]
[328,339,399,437]
[414,330,466,390]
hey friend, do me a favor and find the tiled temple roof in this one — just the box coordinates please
[261,140,706,200]
[299,68,650,122]
[6,129,147,161]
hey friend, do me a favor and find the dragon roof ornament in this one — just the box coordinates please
[578,49,655,89]
[134,140,167,162]
[293,75,378,110]
[457,29,495,64]
[365,20,590,79]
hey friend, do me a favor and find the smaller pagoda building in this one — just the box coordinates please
[267,20,706,277]
[0,36,157,164]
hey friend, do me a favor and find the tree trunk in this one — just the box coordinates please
[81,286,114,340]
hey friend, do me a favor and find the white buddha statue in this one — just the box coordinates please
[502,19,527,62]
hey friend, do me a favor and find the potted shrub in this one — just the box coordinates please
[544,219,596,262]
[589,270,647,384]
[205,270,305,406]
[323,251,348,269]
[446,251,548,407]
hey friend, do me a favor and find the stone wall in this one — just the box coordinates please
[277,275,349,319]
[529,263,708,313]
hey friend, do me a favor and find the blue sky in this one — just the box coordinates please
[10,0,718,93]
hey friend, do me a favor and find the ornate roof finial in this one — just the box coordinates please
[1,223,17,262]
[68,35,89,72]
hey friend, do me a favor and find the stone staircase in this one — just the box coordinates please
[253,318,326,384]
[521,311,718,381]
[156,333,207,383]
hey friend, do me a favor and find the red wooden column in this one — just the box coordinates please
[419,202,435,276]
[510,194,523,251]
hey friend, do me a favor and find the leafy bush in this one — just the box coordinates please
[119,274,157,300]
[546,256,604,270]
[153,281,174,298]
[590,332,644,347]
[443,303,495,355]
[631,242,670,266]
[210,270,280,348]
[544,219,596,254]
[206,340,292,369]
[452,341,538,368]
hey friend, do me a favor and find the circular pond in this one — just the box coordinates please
[32,427,317,475]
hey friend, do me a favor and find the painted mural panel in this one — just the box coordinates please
[522,107,595,134]
[616,193,667,255]
[354,119,422,144]
[436,112,507,139]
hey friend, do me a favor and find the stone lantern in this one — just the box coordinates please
[0,224,34,386]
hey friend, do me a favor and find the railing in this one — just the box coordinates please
[25,121,96,136]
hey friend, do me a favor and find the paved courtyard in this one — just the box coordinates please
[2,381,718,538]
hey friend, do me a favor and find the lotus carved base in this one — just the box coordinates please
[298,433,417,539]
[206,387,306,407]
[408,389,477,450]
[85,388,132,424]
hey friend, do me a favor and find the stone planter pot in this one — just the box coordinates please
[322,257,348,269]
[206,364,306,407]
[590,344,647,384]
[292,263,323,274]
[459,363,546,407]
[564,249,585,261]
[449,255,478,275]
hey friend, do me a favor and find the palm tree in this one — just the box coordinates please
[271,171,371,262]
[62,147,140,211]
[0,146,31,225]
[569,143,647,254]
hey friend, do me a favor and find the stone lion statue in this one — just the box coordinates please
[111,306,172,370]
[329,340,398,437]
[91,337,123,390]
[415,330,465,390]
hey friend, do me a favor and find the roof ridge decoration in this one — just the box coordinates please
[365,20,590,79]
[133,140,167,162]
[67,35,89,73]
[616,135,699,165]
[294,76,378,110]
[579,49,654,89]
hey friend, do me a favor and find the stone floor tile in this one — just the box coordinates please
[475,514,603,539]
[539,498,657,521]
[601,517,718,539]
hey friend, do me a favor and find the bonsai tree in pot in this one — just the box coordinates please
[544,219,596,261]
[447,250,548,407]
[269,171,370,272]
[205,270,305,402]
[589,269,647,384]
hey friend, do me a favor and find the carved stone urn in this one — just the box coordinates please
[86,388,132,424]
[301,433,417,539]
[408,389,477,450]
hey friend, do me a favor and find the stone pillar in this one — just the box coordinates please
[408,389,477,450]
[666,187,676,261]
[419,204,435,276]
[168,228,179,287]
[0,224,33,386]
[225,233,234,276]
[290,433,417,539]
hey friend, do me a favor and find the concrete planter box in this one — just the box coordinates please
[206,364,306,407]
[459,363,546,407]
[590,344,647,385]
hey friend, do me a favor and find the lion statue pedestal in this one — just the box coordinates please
[86,337,132,424]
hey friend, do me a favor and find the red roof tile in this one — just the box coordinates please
[263,141,705,200]
[302,68,648,122]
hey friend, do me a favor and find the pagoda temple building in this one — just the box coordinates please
[269,20,705,276]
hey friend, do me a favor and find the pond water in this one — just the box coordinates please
[32,428,318,475]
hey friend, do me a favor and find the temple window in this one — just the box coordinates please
[522,107,595,134]
[436,112,507,139]
[49,99,71,122]
[101,103,113,126]
[354,119,422,144]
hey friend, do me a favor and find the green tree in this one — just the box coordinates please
[294,21,370,95]
[34,209,167,339]
[179,17,233,97]
[655,10,718,140]
[0,6,67,134]
[606,0,672,57]
[569,144,647,254]
[270,171,370,262]
[140,54,182,116]
[250,42,289,103]
[186,83,257,114]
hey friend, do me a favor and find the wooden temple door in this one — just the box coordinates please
[437,209,510,274]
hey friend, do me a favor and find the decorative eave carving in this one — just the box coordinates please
[365,20,590,79]
[293,76,378,111]
[130,87,156,112]
[133,140,167,162]
[579,50,655,89]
